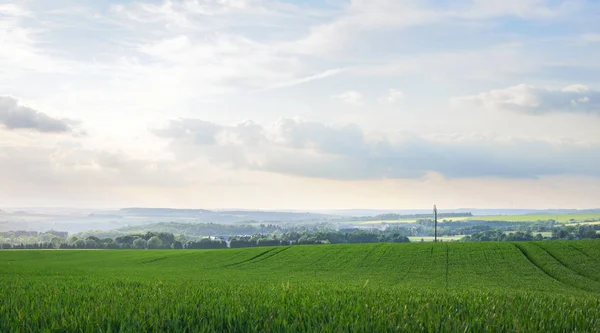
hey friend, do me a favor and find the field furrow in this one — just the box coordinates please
[536,242,600,282]
[514,242,600,292]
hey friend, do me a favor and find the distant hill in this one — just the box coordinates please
[119,208,338,223]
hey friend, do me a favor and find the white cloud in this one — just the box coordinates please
[291,1,437,56]
[452,84,600,115]
[562,84,589,93]
[354,43,543,87]
[290,0,571,57]
[0,4,30,19]
[463,0,564,19]
[0,140,207,191]
[379,89,404,104]
[332,90,363,105]
[258,68,346,92]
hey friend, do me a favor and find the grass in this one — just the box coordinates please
[1,241,600,332]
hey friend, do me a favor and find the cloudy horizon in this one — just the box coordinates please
[1,0,599,210]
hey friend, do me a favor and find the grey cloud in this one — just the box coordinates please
[154,118,600,180]
[275,119,366,156]
[0,96,74,133]
[453,84,600,115]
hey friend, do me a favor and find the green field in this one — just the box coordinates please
[468,213,600,223]
[1,241,600,332]
[356,213,600,224]
[407,235,465,242]
[358,217,470,225]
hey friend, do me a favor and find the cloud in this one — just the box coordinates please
[379,89,404,104]
[153,118,600,180]
[0,4,30,18]
[581,33,600,43]
[0,142,197,191]
[152,118,222,144]
[452,84,600,115]
[257,68,346,92]
[0,96,75,133]
[291,0,570,56]
[463,0,566,19]
[332,91,363,105]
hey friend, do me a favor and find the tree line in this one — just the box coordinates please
[463,225,600,242]
[1,229,409,250]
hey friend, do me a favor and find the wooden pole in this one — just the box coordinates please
[434,205,438,243]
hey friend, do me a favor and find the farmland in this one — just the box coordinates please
[356,213,600,225]
[359,217,470,225]
[466,213,600,223]
[1,241,600,332]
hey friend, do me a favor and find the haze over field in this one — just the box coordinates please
[1,0,600,210]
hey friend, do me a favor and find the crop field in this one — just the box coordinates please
[1,241,600,332]
[467,213,600,223]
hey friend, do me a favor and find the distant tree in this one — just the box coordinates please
[86,236,101,243]
[147,236,163,249]
[50,237,63,249]
[257,238,281,247]
[133,238,147,249]
[187,238,227,249]
[101,238,118,249]
[230,237,257,248]
[171,241,183,249]
[156,232,175,248]
[116,234,143,246]
[85,239,98,249]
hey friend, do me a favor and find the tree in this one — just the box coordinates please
[50,237,63,249]
[86,236,101,243]
[133,238,147,249]
[147,236,163,249]
[156,232,175,248]
[85,239,98,249]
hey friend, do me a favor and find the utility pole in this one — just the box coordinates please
[434,205,438,243]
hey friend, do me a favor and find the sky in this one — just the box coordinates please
[0,0,599,210]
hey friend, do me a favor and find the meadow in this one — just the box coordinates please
[1,241,599,332]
